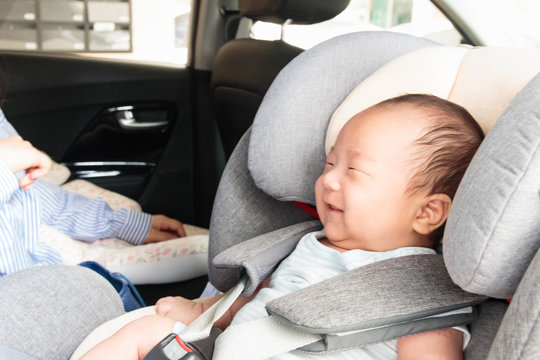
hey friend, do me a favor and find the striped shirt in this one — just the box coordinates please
[0,109,151,277]
[230,231,464,360]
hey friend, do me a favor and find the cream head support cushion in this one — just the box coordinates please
[325,46,540,152]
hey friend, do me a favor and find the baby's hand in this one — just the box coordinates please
[156,296,204,324]
[0,136,51,190]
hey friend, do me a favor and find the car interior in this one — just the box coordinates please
[0,0,539,359]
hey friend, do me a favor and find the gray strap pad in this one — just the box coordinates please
[213,220,322,296]
[266,255,486,352]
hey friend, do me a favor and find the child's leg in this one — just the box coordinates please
[80,315,175,360]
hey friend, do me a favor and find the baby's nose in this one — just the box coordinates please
[322,170,340,191]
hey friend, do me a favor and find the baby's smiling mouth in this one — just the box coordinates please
[327,203,343,212]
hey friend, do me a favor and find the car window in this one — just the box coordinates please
[437,0,540,48]
[250,0,464,49]
[0,0,190,66]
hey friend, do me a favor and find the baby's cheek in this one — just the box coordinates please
[314,177,323,197]
[314,180,325,213]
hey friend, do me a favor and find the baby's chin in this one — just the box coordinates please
[322,226,348,243]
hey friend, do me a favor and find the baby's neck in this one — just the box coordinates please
[319,236,433,253]
[319,238,349,252]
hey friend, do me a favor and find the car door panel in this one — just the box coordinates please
[0,52,196,223]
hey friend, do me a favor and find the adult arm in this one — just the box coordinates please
[0,136,51,194]
[34,178,152,245]
[0,159,20,207]
[0,110,183,244]
[0,141,60,276]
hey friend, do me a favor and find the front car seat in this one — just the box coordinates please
[210,0,350,157]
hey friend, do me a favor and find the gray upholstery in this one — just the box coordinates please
[465,300,508,360]
[238,0,350,25]
[266,255,484,333]
[0,265,124,360]
[209,130,316,292]
[249,32,438,204]
[444,73,540,299]
[214,219,322,295]
[487,248,540,360]
[486,248,540,359]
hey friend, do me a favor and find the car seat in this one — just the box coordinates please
[72,31,540,360]
[211,0,350,157]
[203,32,540,359]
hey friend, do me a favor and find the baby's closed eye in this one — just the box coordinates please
[348,167,370,176]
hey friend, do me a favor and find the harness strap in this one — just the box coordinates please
[178,277,247,343]
[213,316,321,360]
[176,276,321,359]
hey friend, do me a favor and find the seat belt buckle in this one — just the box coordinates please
[143,333,206,360]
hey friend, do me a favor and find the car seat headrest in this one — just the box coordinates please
[239,0,350,25]
[248,34,540,299]
[248,32,438,205]
[443,73,540,299]
[318,45,540,299]
[325,46,540,152]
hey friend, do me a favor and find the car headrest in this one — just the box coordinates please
[318,45,540,299]
[239,0,350,25]
[249,32,438,205]
[250,41,540,205]
[248,32,540,299]
[443,73,540,299]
[325,46,540,151]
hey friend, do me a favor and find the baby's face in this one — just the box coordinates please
[315,105,429,252]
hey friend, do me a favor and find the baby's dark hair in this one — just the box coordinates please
[374,94,485,241]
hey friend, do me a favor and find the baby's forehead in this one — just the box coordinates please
[340,105,428,137]
[326,103,429,155]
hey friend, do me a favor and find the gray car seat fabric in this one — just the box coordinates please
[267,255,485,332]
[249,31,438,204]
[0,265,124,360]
[444,73,540,299]
[487,248,540,359]
[213,219,322,295]
[209,130,318,293]
[464,300,509,360]
[267,255,485,352]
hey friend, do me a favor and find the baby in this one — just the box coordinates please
[81,94,484,360]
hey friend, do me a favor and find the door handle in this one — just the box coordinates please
[111,106,170,131]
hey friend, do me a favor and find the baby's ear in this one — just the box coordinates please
[412,193,452,236]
